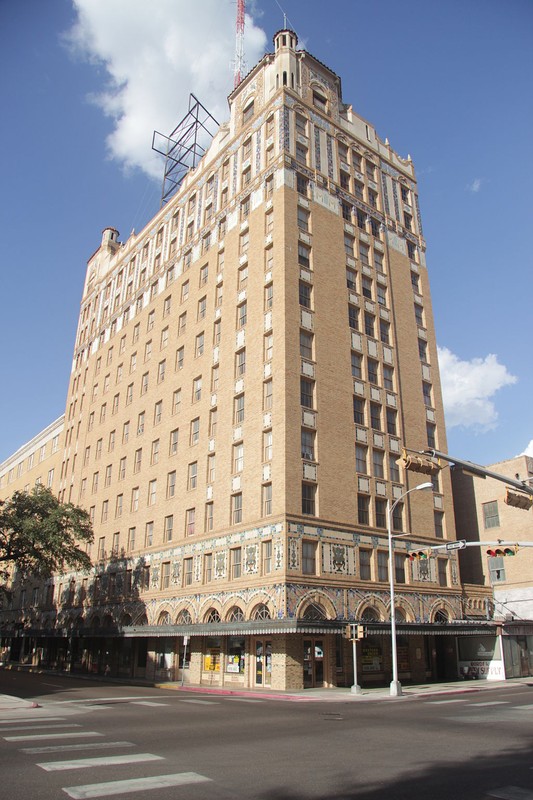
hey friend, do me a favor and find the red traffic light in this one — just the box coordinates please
[486,546,518,557]
[407,550,430,561]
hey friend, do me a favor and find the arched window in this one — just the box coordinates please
[252,603,272,621]
[227,606,245,622]
[205,608,221,623]
[177,609,192,625]
[434,609,449,623]
[302,602,326,621]
[157,611,171,625]
[361,606,380,622]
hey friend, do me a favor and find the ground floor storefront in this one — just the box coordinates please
[4,620,530,689]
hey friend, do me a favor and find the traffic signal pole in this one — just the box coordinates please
[422,448,533,497]
[427,540,533,555]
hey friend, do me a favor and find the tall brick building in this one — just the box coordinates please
[0,30,492,688]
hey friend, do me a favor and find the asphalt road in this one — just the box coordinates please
[1,671,532,800]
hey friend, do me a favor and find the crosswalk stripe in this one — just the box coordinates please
[0,724,82,732]
[4,731,103,742]
[487,786,533,799]
[130,701,168,707]
[0,717,66,725]
[49,695,177,705]
[427,699,466,705]
[470,701,509,707]
[225,698,264,703]
[178,699,219,705]
[62,771,212,798]
[38,753,163,772]
[22,742,134,754]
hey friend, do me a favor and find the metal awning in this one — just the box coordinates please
[5,619,501,640]
[368,623,498,637]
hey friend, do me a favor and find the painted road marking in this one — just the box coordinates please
[0,717,67,725]
[130,701,168,707]
[48,695,177,704]
[22,742,134,754]
[0,723,82,732]
[38,753,163,772]
[62,771,212,798]
[225,698,264,703]
[487,787,533,799]
[427,699,467,705]
[4,731,103,742]
[470,701,509,707]
[178,698,219,705]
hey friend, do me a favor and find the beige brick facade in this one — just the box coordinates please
[1,30,494,687]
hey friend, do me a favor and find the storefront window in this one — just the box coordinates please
[155,637,173,670]
[360,638,382,673]
[203,637,221,672]
[226,637,245,674]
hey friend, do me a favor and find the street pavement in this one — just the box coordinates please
[1,674,531,713]
[1,672,532,800]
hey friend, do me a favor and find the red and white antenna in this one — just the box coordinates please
[234,0,246,88]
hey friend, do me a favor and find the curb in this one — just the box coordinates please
[154,683,320,702]
[0,694,41,711]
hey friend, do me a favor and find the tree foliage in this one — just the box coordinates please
[0,486,93,584]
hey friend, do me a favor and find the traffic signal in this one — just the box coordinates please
[407,549,431,561]
[344,624,365,640]
[401,453,440,476]
[504,489,533,510]
[486,545,518,557]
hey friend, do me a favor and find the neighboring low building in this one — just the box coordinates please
[453,455,533,678]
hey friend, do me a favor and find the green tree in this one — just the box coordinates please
[0,486,93,584]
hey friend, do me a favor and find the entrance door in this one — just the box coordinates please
[254,640,272,686]
[303,639,325,688]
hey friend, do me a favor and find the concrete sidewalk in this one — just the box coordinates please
[156,675,533,702]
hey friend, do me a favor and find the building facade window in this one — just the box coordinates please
[483,501,500,529]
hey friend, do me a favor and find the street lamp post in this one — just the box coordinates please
[387,481,433,697]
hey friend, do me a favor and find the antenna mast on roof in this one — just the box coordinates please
[234,0,246,88]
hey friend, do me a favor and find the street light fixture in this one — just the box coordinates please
[387,481,433,697]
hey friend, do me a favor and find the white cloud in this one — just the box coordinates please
[519,439,533,457]
[437,346,517,431]
[66,0,268,179]
[466,178,482,193]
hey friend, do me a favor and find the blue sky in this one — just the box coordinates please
[0,0,531,467]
